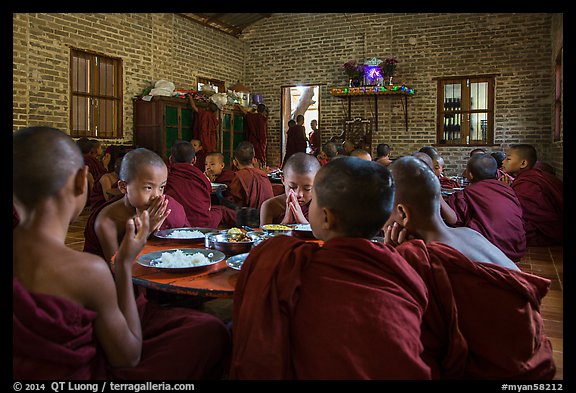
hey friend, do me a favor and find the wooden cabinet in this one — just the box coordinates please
[219,108,245,167]
[133,96,194,160]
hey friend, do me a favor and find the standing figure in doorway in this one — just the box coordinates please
[283,114,308,167]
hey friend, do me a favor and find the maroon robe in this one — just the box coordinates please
[446,179,526,261]
[215,169,235,188]
[88,176,119,212]
[231,235,431,379]
[439,176,461,189]
[272,198,311,224]
[396,240,556,380]
[83,195,190,259]
[193,109,218,154]
[13,277,230,379]
[512,168,563,246]
[83,154,108,182]
[165,163,221,228]
[283,125,307,167]
[194,149,207,172]
[227,167,274,210]
[244,111,267,164]
[308,130,321,155]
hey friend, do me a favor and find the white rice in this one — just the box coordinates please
[154,249,212,268]
[167,229,205,239]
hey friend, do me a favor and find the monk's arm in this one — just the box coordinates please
[187,95,199,113]
[440,196,458,225]
[95,215,121,266]
[260,196,282,226]
[90,213,149,368]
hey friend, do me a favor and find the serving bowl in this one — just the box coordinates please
[211,233,257,256]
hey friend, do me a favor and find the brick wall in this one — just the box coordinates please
[241,12,563,178]
[13,12,562,178]
[13,13,246,144]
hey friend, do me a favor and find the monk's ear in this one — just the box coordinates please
[191,157,197,166]
[396,203,410,227]
[118,179,128,195]
[322,207,335,230]
[519,158,528,170]
[74,165,89,196]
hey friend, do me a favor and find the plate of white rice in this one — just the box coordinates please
[137,248,226,273]
[154,227,217,242]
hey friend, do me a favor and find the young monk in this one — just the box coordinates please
[349,148,372,161]
[204,151,235,187]
[231,156,431,379]
[221,141,274,227]
[491,150,515,184]
[191,138,208,172]
[316,141,337,166]
[164,140,222,228]
[441,153,526,262]
[188,95,218,154]
[502,144,563,246]
[384,156,555,379]
[375,143,393,166]
[237,103,268,167]
[83,148,190,264]
[259,152,321,226]
[420,146,461,189]
[13,126,230,379]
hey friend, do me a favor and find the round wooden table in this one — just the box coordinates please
[132,237,239,299]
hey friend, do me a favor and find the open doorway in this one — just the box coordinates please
[281,85,320,163]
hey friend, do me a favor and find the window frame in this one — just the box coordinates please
[197,76,225,94]
[436,75,496,146]
[69,48,123,139]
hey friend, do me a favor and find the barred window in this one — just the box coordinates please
[437,76,495,146]
[70,48,123,138]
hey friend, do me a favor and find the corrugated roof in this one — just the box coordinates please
[178,13,272,37]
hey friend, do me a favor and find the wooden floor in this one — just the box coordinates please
[66,207,564,380]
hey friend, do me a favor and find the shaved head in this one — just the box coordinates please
[419,146,440,161]
[412,152,434,170]
[467,153,497,181]
[390,156,440,217]
[314,156,394,238]
[350,149,372,161]
[509,144,538,168]
[13,126,84,208]
[234,141,255,165]
[119,148,167,182]
[170,139,196,163]
[283,152,321,176]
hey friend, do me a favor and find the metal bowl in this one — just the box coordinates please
[211,233,256,256]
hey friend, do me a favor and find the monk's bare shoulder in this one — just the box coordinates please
[446,227,519,270]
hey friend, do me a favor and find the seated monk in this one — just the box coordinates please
[383,156,555,379]
[502,144,563,246]
[420,146,461,189]
[165,140,222,228]
[349,148,372,161]
[13,126,230,380]
[441,153,526,262]
[83,148,190,264]
[231,156,431,379]
[204,151,235,188]
[220,141,274,227]
[259,152,320,226]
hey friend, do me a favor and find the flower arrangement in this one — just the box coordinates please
[342,59,364,79]
[380,57,399,77]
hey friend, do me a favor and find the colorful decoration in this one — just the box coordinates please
[330,84,414,96]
